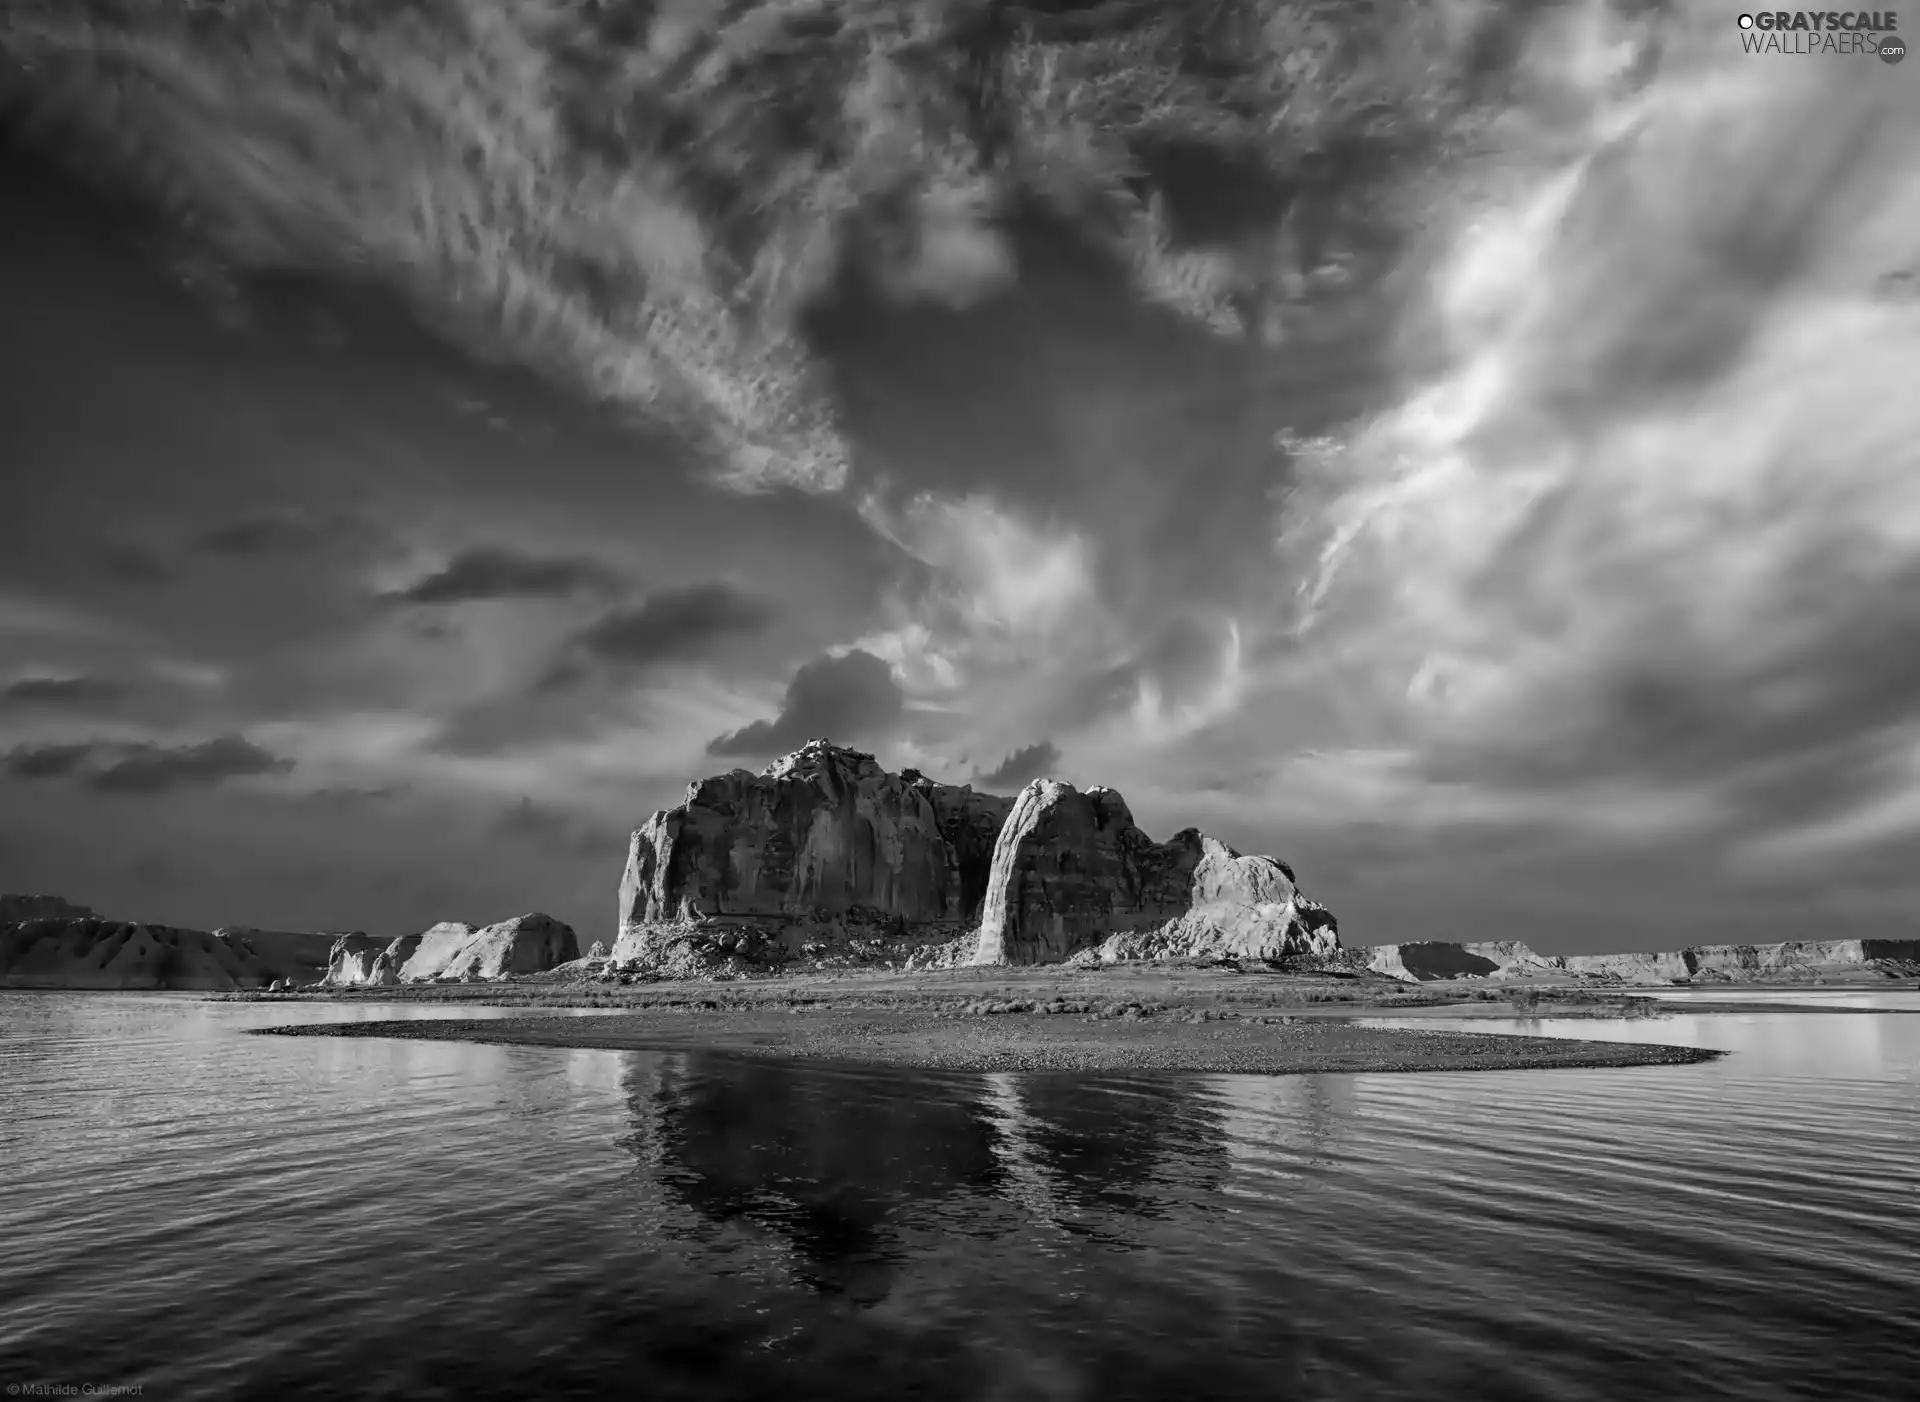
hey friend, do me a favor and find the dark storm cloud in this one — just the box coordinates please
[974,741,1062,792]
[707,650,905,757]
[493,797,612,860]
[92,735,294,793]
[385,547,624,605]
[2,675,124,706]
[2,734,292,793]
[566,584,777,671]
[2,742,97,781]
[192,509,371,559]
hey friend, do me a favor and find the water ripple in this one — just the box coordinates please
[2,995,1917,1400]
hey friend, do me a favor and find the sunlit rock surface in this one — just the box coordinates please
[323,914,578,985]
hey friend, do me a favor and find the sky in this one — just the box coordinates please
[2,1,1917,952]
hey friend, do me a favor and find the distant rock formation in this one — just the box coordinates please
[613,740,1013,968]
[972,782,1338,966]
[1367,938,1920,984]
[322,913,578,986]
[0,916,324,990]
[0,893,98,924]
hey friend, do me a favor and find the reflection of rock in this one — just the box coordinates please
[1005,1074,1228,1223]
[614,740,1012,972]
[624,1055,1001,1303]
[973,783,1339,966]
[1368,937,1920,984]
[322,914,578,986]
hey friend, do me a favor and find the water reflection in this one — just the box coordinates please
[624,1056,1004,1302]
[623,1058,1233,1296]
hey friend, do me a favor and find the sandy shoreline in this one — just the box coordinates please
[239,966,1728,1073]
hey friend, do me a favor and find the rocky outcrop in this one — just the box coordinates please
[972,782,1339,967]
[322,914,578,986]
[614,740,1013,966]
[0,893,98,924]
[1367,940,1568,982]
[1368,938,1920,984]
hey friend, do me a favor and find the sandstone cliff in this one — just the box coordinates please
[608,745,1339,974]
[614,740,1013,966]
[972,781,1339,966]
[322,913,578,986]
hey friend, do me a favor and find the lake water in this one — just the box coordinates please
[2,993,1916,1401]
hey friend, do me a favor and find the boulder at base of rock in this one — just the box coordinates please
[972,783,1339,966]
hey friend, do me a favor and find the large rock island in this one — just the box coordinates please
[612,740,1340,975]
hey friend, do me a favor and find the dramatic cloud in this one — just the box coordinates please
[2,675,123,706]
[0,0,1505,490]
[2,734,293,793]
[1269,19,1920,856]
[562,584,777,673]
[973,741,1062,793]
[708,650,906,758]
[386,548,624,605]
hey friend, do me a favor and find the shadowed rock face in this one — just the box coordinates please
[615,740,1012,958]
[973,782,1340,966]
[323,914,578,985]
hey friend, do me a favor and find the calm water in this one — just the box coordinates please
[2,994,1917,1401]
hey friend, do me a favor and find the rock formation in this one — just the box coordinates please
[0,893,98,924]
[322,914,578,986]
[609,745,1338,974]
[1366,938,1920,984]
[972,782,1338,966]
[614,740,1013,967]
[1,916,296,990]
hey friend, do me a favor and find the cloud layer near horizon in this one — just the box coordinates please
[4,2,1919,951]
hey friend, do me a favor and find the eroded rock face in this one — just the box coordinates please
[972,782,1339,966]
[323,915,578,985]
[615,740,1012,964]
